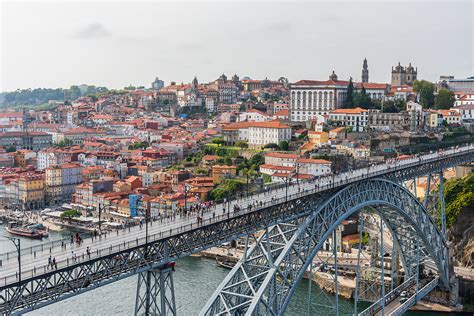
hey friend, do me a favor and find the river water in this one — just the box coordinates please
[0,224,461,315]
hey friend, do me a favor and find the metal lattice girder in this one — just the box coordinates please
[202,178,449,316]
[135,266,176,316]
[0,190,331,315]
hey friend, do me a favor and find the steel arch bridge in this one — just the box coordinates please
[201,178,448,315]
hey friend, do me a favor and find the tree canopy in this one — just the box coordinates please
[413,80,435,108]
[435,88,455,110]
[345,77,354,108]
[443,173,474,229]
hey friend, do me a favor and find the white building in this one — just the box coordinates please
[248,121,292,148]
[260,152,332,182]
[329,107,369,132]
[454,93,474,107]
[239,109,271,122]
[289,76,349,122]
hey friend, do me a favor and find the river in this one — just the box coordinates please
[0,223,463,315]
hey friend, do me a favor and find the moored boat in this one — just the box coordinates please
[27,223,49,237]
[5,222,44,239]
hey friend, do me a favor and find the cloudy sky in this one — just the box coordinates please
[1,0,472,91]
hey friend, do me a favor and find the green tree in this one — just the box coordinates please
[60,209,81,223]
[413,80,435,108]
[278,140,289,151]
[442,173,474,228]
[128,141,149,150]
[211,137,225,146]
[353,87,373,109]
[345,77,354,108]
[435,88,455,109]
[57,138,73,147]
[235,140,248,149]
[263,143,279,150]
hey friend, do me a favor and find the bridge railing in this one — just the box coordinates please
[358,275,417,316]
[0,232,93,262]
[388,277,439,316]
[0,145,472,287]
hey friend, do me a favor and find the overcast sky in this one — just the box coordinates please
[1,0,472,91]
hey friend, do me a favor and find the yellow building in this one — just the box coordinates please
[212,165,237,185]
[308,131,329,145]
[18,173,45,210]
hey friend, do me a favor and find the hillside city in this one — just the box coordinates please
[0,59,473,315]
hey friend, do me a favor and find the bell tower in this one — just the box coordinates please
[362,58,369,83]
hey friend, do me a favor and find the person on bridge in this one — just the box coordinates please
[86,247,91,259]
[52,257,57,269]
[48,256,52,269]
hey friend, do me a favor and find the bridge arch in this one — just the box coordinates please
[201,178,448,316]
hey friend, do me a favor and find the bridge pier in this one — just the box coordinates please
[135,265,176,316]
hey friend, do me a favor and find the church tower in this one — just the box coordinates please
[362,58,369,83]
[192,76,198,90]
[329,70,338,81]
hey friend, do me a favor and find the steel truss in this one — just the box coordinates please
[201,178,448,316]
[0,147,472,315]
[135,266,176,316]
[0,189,333,315]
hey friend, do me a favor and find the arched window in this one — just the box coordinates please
[329,92,333,107]
[308,92,312,109]
[302,91,307,108]
[318,92,323,108]
[297,91,301,108]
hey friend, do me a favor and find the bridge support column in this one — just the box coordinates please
[135,266,176,316]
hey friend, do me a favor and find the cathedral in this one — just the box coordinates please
[391,62,417,86]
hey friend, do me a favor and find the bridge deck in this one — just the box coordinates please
[0,145,472,287]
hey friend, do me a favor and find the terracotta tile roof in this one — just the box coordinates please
[265,152,299,159]
[260,164,295,171]
[296,158,331,164]
[274,109,289,116]
[331,107,368,114]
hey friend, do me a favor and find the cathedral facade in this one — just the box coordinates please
[391,62,417,86]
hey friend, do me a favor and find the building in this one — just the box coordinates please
[391,62,417,86]
[438,76,474,93]
[223,120,291,148]
[212,165,237,184]
[18,172,44,210]
[454,93,474,107]
[289,73,349,122]
[361,58,369,83]
[239,109,271,122]
[307,131,329,146]
[45,163,83,205]
[368,111,409,131]
[0,132,52,151]
[426,110,442,130]
[151,77,165,90]
[248,121,292,148]
[329,107,369,132]
[261,152,331,181]
[438,109,461,125]
[37,147,83,170]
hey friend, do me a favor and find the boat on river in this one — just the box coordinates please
[27,223,49,237]
[5,221,45,239]
[216,257,236,269]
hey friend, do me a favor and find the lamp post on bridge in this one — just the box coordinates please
[4,237,21,282]
[183,183,190,215]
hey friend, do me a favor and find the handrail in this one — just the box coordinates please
[388,277,439,316]
[358,275,416,316]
